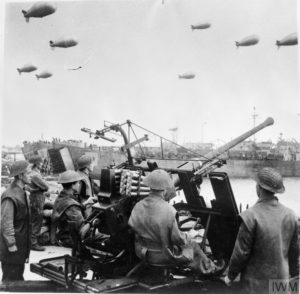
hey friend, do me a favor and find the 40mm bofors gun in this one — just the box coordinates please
[31,118,274,293]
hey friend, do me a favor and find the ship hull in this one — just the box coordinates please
[22,142,300,178]
[22,142,126,174]
[130,158,300,178]
[218,159,300,178]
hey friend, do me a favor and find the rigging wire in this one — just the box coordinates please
[129,121,210,161]
[128,123,147,158]
[93,120,213,162]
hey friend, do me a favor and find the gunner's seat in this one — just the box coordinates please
[126,254,193,290]
[126,234,191,288]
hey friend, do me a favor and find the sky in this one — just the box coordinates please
[0,0,299,148]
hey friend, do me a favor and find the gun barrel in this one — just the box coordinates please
[204,117,274,160]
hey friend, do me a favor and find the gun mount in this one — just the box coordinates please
[31,118,274,292]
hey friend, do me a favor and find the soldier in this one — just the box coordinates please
[76,155,99,217]
[0,161,32,281]
[28,155,49,251]
[129,169,217,274]
[51,171,91,247]
[223,167,299,294]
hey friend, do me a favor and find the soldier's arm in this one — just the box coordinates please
[65,205,90,239]
[170,213,191,246]
[65,205,85,231]
[31,174,49,192]
[92,180,100,195]
[227,221,254,281]
[1,199,17,250]
[288,219,299,277]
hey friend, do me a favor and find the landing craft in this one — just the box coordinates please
[179,72,196,79]
[17,64,37,74]
[235,35,259,47]
[276,33,298,48]
[49,38,78,49]
[22,2,56,23]
[191,22,211,31]
[35,71,52,80]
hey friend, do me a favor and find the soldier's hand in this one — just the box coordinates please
[83,197,95,207]
[188,228,200,239]
[79,223,91,240]
[8,245,18,252]
[213,258,226,273]
[222,276,233,286]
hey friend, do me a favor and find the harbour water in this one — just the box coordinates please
[230,177,300,216]
[175,177,300,217]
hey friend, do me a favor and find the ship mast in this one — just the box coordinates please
[252,106,258,142]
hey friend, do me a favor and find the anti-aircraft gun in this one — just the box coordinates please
[31,118,274,292]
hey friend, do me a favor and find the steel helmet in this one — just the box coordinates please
[77,155,92,170]
[255,167,285,194]
[29,155,43,165]
[143,169,173,191]
[58,170,82,184]
[10,160,30,177]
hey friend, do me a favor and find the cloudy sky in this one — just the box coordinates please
[0,0,298,147]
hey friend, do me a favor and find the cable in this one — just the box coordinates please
[130,121,210,161]
[129,124,147,158]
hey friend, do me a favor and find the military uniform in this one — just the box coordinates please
[52,190,85,247]
[129,191,189,265]
[228,197,299,294]
[77,170,99,217]
[129,190,215,273]
[77,170,93,198]
[29,168,49,247]
[0,181,31,281]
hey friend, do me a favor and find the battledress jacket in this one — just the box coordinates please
[0,181,31,264]
[77,170,93,199]
[77,170,100,217]
[227,197,299,294]
[128,191,192,265]
[51,190,85,246]
[29,168,49,204]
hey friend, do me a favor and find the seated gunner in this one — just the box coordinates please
[128,169,217,274]
[52,171,92,247]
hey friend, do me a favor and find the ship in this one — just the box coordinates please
[217,108,300,178]
[218,139,300,178]
[175,139,300,178]
[22,138,126,174]
[20,121,300,178]
[131,137,300,178]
